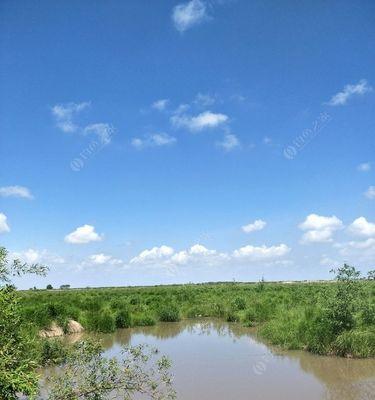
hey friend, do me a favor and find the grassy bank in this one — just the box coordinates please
[20,274,375,358]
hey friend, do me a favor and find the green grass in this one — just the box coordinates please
[19,280,375,358]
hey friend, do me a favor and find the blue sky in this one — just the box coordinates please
[1,0,374,289]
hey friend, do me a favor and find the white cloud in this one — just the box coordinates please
[89,253,123,265]
[242,219,266,234]
[357,162,371,172]
[130,242,290,268]
[326,79,372,106]
[335,238,375,262]
[13,248,65,265]
[64,224,103,244]
[52,102,90,132]
[217,134,240,151]
[0,186,33,199]
[232,244,290,260]
[0,213,10,234]
[194,93,216,107]
[131,133,177,149]
[130,245,174,265]
[83,123,115,145]
[171,111,228,132]
[172,0,208,32]
[152,99,169,111]
[365,186,375,199]
[299,214,343,243]
[348,217,375,237]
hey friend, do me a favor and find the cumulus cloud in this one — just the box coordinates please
[0,213,10,234]
[217,134,240,151]
[172,0,208,32]
[12,248,65,265]
[242,219,266,234]
[232,244,290,260]
[129,242,289,268]
[299,214,343,243]
[0,185,33,199]
[64,224,103,244]
[152,99,169,111]
[357,162,371,172]
[348,217,375,237]
[88,253,123,265]
[130,245,174,265]
[335,238,375,263]
[131,133,177,149]
[365,186,375,199]
[326,79,372,106]
[51,101,90,132]
[171,111,228,132]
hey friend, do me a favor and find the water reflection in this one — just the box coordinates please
[57,319,375,400]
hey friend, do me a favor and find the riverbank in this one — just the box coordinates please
[20,276,375,358]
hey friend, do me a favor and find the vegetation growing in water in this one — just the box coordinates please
[19,263,375,358]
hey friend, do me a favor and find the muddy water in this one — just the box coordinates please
[57,320,375,399]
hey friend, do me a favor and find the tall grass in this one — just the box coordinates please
[19,277,375,357]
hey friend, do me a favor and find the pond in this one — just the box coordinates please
[42,319,375,400]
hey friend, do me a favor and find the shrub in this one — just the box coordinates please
[39,339,69,365]
[226,311,239,322]
[231,297,246,311]
[333,329,375,358]
[158,305,180,322]
[86,310,116,333]
[115,309,132,328]
[133,314,156,326]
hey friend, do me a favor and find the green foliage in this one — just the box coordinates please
[158,304,181,322]
[133,314,156,326]
[0,246,48,399]
[47,339,176,400]
[38,339,69,366]
[231,297,246,310]
[17,263,375,358]
[85,309,116,333]
[115,309,132,328]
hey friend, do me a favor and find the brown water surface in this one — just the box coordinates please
[45,319,375,399]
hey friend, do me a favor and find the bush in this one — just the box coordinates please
[115,309,132,328]
[86,310,116,333]
[226,311,239,322]
[158,305,180,322]
[39,339,69,365]
[133,314,156,326]
[333,329,375,358]
[231,297,246,311]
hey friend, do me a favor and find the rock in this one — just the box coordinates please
[39,322,64,338]
[67,319,84,334]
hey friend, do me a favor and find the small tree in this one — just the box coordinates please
[327,264,361,335]
[46,284,53,290]
[0,246,48,399]
[367,270,375,280]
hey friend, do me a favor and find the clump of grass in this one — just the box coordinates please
[133,314,156,326]
[158,305,180,322]
[38,338,69,365]
[85,309,116,333]
[231,297,246,311]
[332,329,375,358]
[115,309,132,328]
